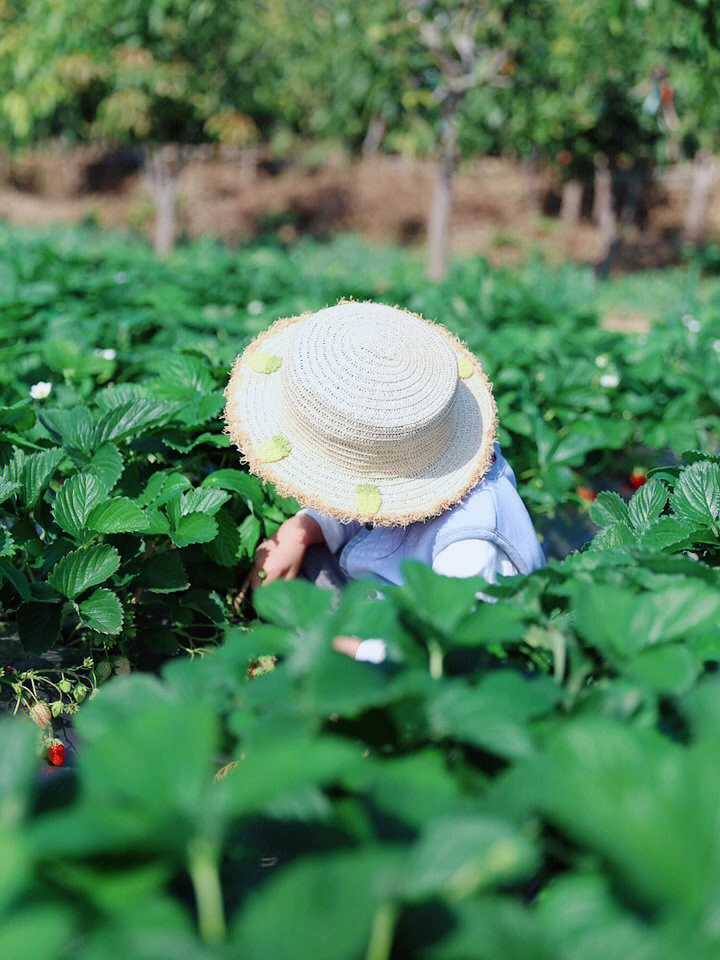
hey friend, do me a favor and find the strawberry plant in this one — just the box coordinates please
[1,225,720,957]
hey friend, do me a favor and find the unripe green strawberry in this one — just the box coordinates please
[58,678,72,694]
[29,701,52,728]
[95,660,112,683]
[74,683,88,703]
[50,700,64,718]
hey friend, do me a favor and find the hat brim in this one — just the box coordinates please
[223,304,498,526]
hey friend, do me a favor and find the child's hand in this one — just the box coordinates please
[249,513,324,589]
[332,635,363,657]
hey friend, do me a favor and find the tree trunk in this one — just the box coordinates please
[144,145,183,258]
[594,156,618,277]
[560,179,583,228]
[426,113,458,282]
[361,116,387,157]
[685,151,718,245]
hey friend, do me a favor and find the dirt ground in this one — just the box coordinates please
[0,145,715,272]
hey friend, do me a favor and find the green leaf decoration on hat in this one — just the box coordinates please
[457,355,474,380]
[257,436,291,463]
[356,483,382,516]
[248,351,283,374]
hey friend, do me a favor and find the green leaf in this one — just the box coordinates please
[510,718,715,914]
[0,905,75,960]
[572,582,720,659]
[627,479,668,530]
[204,509,241,566]
[136,553,189,593]
[157,354,215,395]
[180,487,230,516]
[0,477,19,506]
[87,497,150,534]
[252,578,335,631]
[590,491,629,528]
[137,471,191,508]
[141,509,171,535]
[589,520,636,552]
[170,512,218,548]
[79,588,123,635]
[629,643,700,694]
[398,815,539,901]
[73,695,221,847]
[184,589,227,624]
[0,399,35,432]
[682,449,720,467]
[427,672,561,759]
[0,560,31,600]
[17,602,63,654]
[39,407,94,454]
[48,544,120,600]
[239,513,262,559]
[202,468,265,509]
[173,392,225,427]
[230,848,393,960]
[93,399,177,446]
[637,517,698,551]
[20,447,65,507]
[670,461,720,529]
[52,472,106,539]
[87,443,124,491]
[397,561,485,635]
[0,527,14,558]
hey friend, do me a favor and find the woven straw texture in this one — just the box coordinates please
[223,300,498,525]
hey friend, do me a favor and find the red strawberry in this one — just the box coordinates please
[577,486,597,502]
[629,470,647,490]
[47,740,66,767]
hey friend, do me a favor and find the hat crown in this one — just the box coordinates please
[280,302,458,473]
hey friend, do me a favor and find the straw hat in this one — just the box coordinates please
[223,300,498,526]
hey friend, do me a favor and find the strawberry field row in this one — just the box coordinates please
[1,225,720,958]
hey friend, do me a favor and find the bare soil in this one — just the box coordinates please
[0,145,715,272]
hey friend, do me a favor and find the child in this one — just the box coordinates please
[224,300,545,663]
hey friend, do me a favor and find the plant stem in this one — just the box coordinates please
[427,639,443,679]
[365,901,398,960]
[187,836,226,945]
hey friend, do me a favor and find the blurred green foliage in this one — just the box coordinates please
[0,0,716,167]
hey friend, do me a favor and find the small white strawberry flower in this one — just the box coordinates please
[595,354,609,368]
[94,348,116,360]
[713,340,720,354]
[600,372,620,388]
[29,381,52,400]
[682,314,701,333]
[247,299,264,315]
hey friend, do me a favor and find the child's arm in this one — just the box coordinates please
[248,513,325,589]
